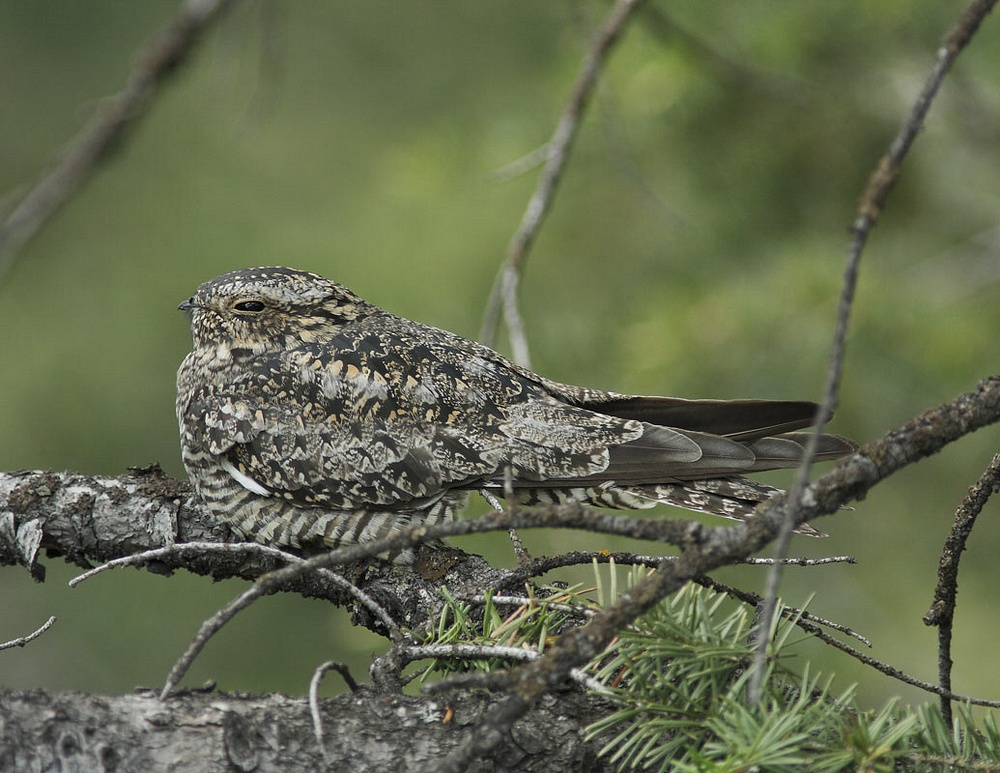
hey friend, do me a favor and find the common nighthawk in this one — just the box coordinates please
[176,267,854,553]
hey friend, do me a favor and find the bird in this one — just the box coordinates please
[176,267,855,557]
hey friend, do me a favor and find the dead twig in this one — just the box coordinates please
[70,541,406,644]
[0,616,57,652]
[309,660,359,761]
[923,453,1000,725]
[479,0,649,366]
[0,0,240,278]
[389,643,608,694]
[747,0,1000,706]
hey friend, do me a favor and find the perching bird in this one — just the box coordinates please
[176,267,854,555]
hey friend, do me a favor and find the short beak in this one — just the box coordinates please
[178,298,195,312]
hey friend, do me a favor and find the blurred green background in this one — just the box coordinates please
[1,1,998,709]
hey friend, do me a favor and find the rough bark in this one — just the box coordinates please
[0,465,505,639]
[0,687,612,772]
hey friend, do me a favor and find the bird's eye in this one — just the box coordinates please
[233,300,266,313]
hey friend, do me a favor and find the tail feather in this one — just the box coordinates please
[504,395,855,537]
[580,396,822,440]
[512,477,825,536]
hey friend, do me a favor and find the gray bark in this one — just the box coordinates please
[0,687,611,772]
[0,466,614,772]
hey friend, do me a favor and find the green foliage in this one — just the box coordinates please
[416,583,597,681]
[581,574,1000,772]
[418,565,1000,771]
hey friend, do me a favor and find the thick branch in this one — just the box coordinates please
[0,687,611,773]
[0,465,504,640]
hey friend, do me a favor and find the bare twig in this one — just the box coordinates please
[0,0,239,277]
[498,550,855,591]
[160,583,262,699]
[309,660,359,761]
[747,0,999,706]
[479,0,649,365]
[923,453,1000,725]
[70,541,405,643]
[391,643,608,694]
[798,624,1000,710]
[694,577,871,648]
[479,488,530,562]
[67,541,296,587]
[724,571,1000,709]
[0,616,57,652]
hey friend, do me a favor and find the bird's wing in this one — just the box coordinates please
[572,395,821,440]
[181,336,652,509]
[183,330,842,510]
[184,346,502,509]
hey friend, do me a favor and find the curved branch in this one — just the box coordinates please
[479,0,649,364]
[924,452,1000,723]
[749,0,999,704]
[0,0,240,276]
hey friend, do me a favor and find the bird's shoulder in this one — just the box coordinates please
[182,315,555,451]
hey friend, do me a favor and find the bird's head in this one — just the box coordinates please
[179,267,371,354]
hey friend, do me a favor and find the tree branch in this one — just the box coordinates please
[438,374,1000,770]
[479,0,649,365]
[923,452,1000,724]
[4,374,1000,753]
[0,0,240,277]
[748,0,999,707]
[0,687,612,773]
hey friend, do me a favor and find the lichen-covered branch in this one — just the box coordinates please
[0,687,611,773]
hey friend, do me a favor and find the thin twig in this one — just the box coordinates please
[923,453,1000,725]
[0,0,239,278]
[394,643,608,694]
[746,0,999,706]
[70,541,405,643]
[479,488,530,562]
[0,616,57,652]
[161,583,262,699]
[695,576,871,648]
[68,541,295,587]
[801,624,1000,710]
[479,0,649,365]
[309,660,359,762]
[498,550,855,590]
[735,574,1000,708]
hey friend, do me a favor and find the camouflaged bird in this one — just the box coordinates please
[176,267,855,554]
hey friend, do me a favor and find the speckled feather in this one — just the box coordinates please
[176,267,855,554]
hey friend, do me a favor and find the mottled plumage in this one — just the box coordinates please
[176,267,855,554]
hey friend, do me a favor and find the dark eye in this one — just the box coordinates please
[233,300,266,313]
